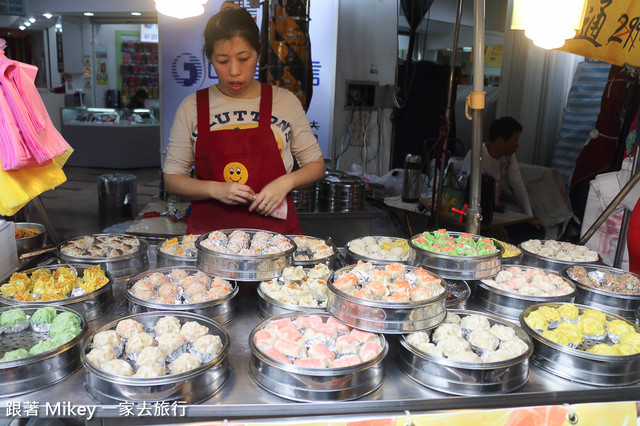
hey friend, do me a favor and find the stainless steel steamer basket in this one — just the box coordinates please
[156,249,197,268]
[326,264,448,333]
[125,267,238,324]
[446,280,471,309]
[56,234,149,279]
[196,229,295,281]
[519,302,640,386]
[256,286,326,318]
[248,312,388,402]
[14,222,46,253]
[345,236,410,265]
[408,232,503,280]
[288,235,342,270]
[82,311,230,403]
[561,265,640,321]
[399,309,533,395]
[473,266,577,320]
[0,264,115,321]
[519,241,602,273]
[0,305,87,397]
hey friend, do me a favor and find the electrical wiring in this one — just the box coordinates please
[335,103,355,170]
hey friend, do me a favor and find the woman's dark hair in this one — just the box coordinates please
[203,8,260,60]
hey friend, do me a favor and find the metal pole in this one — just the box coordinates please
[614,146,639,267]
[466,0,485,234]
[434,0,463,228]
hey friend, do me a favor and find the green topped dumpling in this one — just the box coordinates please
[1,348,29,362]
[31,307,57,325]
[29,340,58,356]
[49,321,80,340]
[51,329,79,346]
[51,311,81,328]
[0,308,28,326]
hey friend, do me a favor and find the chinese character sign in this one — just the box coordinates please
[560,0,640,67]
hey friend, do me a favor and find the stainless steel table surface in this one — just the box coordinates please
[2,249,639,421]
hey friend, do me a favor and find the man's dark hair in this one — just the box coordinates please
[489,117,522,142]
[135,89,149,100]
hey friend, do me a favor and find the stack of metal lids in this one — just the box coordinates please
[318,173,365,212]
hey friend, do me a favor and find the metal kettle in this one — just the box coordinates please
[402,154,422,202]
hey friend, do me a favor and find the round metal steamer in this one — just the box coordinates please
[345,236,410,266]
[56,234,149,280]
[195,229,295,282]
[248,312,388,402]
[473,266,577,321]
[561,265,640,321]
[502,252,523,265]
[0,264,115,321]
[408,232,503,280]
[125,267,238,324]
[15,222,46,253]
[326,264,448,334]
[0,305,87,397]
[289,235,342,270]
[446,280,471,309]
[82,311,230,404]
[257,286,326,319]
[156,248,197,268]
[518,241,602,273]
[519,302,640,386]
[398,309,533,395]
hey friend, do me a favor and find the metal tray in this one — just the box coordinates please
[519,241,601,273]
[345,236,410,265]
[248,312,388,402]
[326,264,448,334]
[561,265,640,321]
[0,264,115,321]
[446,280,471,309]
[288,235,342,270]
[14,222,46,253]
[0,305,87,397]
[399,309,533,395]
[473,266,576,320]
[56,234,149,279]
[408,231,503,280]
[125,267,238,324]
[519,302,640,386]
[196,229,295,282]
[82,311,229,404]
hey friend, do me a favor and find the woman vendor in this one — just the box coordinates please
[163,7,324,235]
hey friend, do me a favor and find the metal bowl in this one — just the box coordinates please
[125,267,238,324]
[0,305,87,397]
[399,309,533,395]
[14,222,46,253]
[473,266,576,320]
[561,265,640,321]
[0,264,115,321]
[408,231,503,280]
[288,235,342,270]
[56,234,149,279]
[326,264,448,333]
[248,312,388,402]
[519,302,640,386]
[519,240,602,273]
[156,235,198,268]
[345,236,410,265]
[196,229,295,282]
[82,311,229,403]
[446,280,471,309]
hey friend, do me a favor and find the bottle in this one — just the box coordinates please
[402,154,422,202]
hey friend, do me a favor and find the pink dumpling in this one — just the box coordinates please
[309,323,337,340]
[266,318,296,332]
[359,340,382,362]
[330,355,362,368]
[295,315,324,329]
[326,317,351,333]
[336,334,359,354]
[308,343,336,366]
[264,347,292,364]
[350,329,376,343]
[274,338,307,359]
[278,325,303,342]
[254,329,275,352]
[294,358,325,368]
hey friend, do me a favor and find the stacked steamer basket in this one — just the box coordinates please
[318,175,365,212]
[289,235,342,270]
[561,265,640,321]
[125,267,238,324]
[0,264,115,321]
[196,229,295,282]
[0,305,87,397]
[472,265,577,321]
[519,239,602,273]
[82,311,229,404]
[496,239,522,265]
[56,234,149,280]
[520,302,640,386]
[156,234,198,268]
[248,312,388,401]
[399,309,533,395]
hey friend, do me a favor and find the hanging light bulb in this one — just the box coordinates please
[512,0,586,49]
[155,0,208,19]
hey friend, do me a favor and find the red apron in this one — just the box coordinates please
[186,83,301,235]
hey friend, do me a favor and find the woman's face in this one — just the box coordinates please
[211,35,259,99]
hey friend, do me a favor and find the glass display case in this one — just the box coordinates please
[61,107,159,126]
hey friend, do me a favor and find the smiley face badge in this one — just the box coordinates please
[223,162,249,184]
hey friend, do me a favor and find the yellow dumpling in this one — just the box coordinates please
[542,329,570,346]
[614,343,640,356]
[606,319,635,337]
[555,322,584,346]
[578,317,605,336]
[620,332,640,350]
[581,309,607,324]
[525,310,548,331]
[557,303,579,321]
[537,306,560,322]
[587,343,619,356]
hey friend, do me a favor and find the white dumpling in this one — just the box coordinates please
[86,345,116,368]
[125,332,156,354]
[136,346,166,366]
[468,330,500,351]
[414,342,443,357]
[489,324,516,341]
[155,316,182,336]
[169,353,201,375]
[116,319,145,339]
[406,331,430,347]
[133,363,166,378]
[500,337,529,357]
[156,332,185,355]
[483,348,514,363]
[443,313,461,324]
[432,323,463,343]
[180,321,209,343]
[460,315,491,331]
[92,330,121,348]
[447,350,483,363]
[436,336,470,357]
[101,359,134,376]
[193,334,223,356]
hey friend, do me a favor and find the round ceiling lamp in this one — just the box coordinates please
[155,0,208,19]
[512,0,586,49]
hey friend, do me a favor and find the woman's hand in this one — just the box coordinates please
[214,182,255,205]
[249,175,293,216]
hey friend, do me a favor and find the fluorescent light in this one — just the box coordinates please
[84,12,94,16]
[24,21,31,27]
[19,25,25,30]
[43,13,53,19]
[131,12,142,16]
[28,17,36,23]
[55,23,62,29]
[155,0,208,19]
